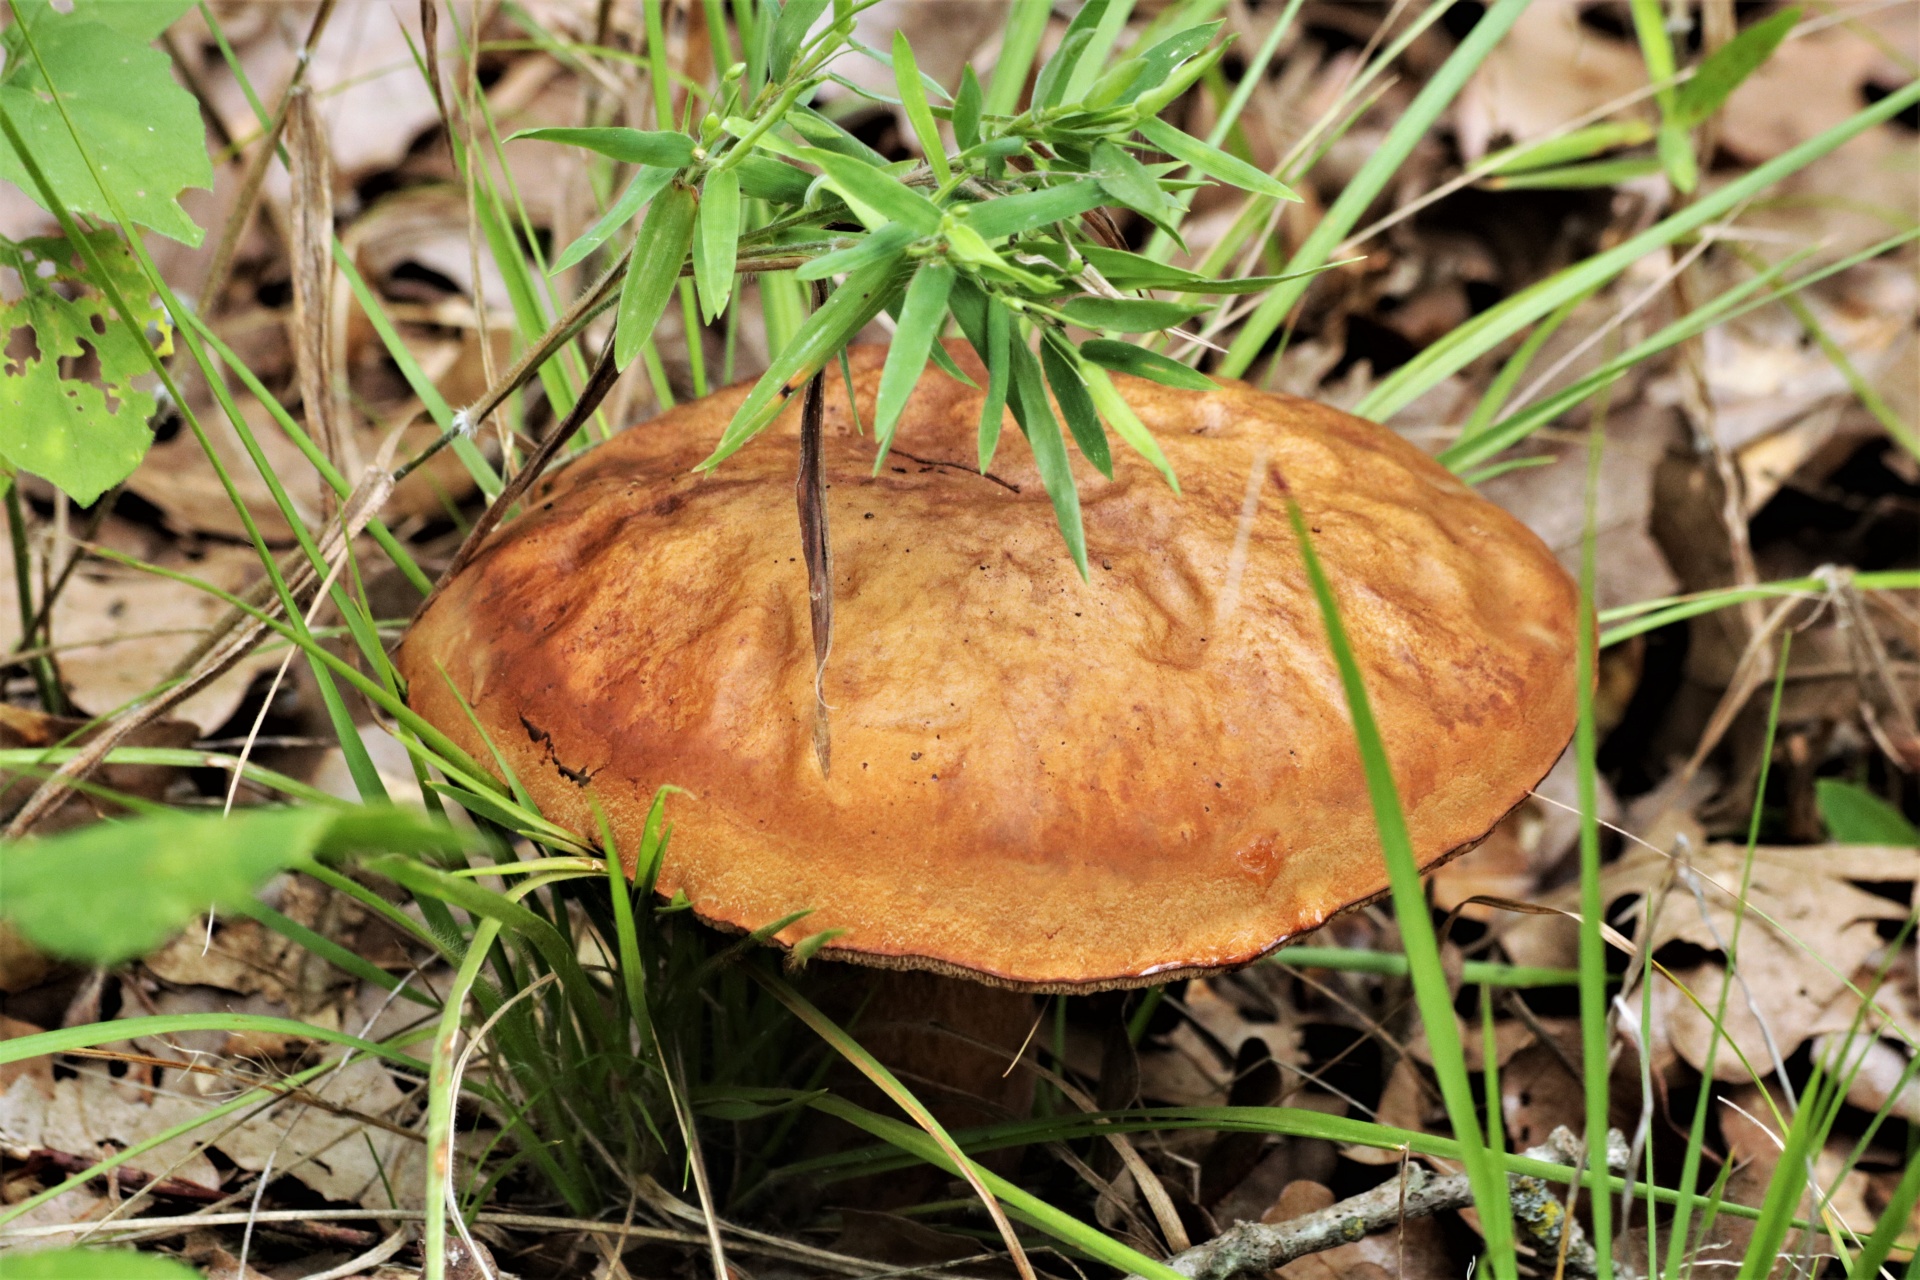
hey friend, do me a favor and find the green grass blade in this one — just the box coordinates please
[1283,499,1517,1278]
[1218,0,1529,376]
[872,261,954,469]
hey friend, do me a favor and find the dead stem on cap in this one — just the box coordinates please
[797,286,834,777]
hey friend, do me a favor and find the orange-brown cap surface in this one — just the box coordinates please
[398,344,1579,991]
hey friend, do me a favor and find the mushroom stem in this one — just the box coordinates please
[795,292,834,778]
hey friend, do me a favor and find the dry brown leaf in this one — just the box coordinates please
[1453,3,1648,162]
[0,703,198,832]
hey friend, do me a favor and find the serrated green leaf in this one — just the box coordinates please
[1007,333,1088,578]
[873,261,954,469]
[693,167,740,321]
[5,1248,200,1280]
[614,180,697,369]
[552,162,677,273]
[1079,337,1216,391]
[0,807,465,966]
[1816,779,1920,846]
[953,64,983,150]
[796,222,917,281]
[1092,138,1181,234]
[1059,294,1204,332]
[1041,331,1110,478]
[0,231,165,503]
[0,18,212,245]
[960,179,1107,240]
[1674,7,1801,128]
[892,32,950,186]
[704,252,908,467]
[509,125,695,168]
[1135,115,1296,202]
[1082,360,1178,491]
[978,295,1011,472]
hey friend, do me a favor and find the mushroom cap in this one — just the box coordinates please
[398,344,1579,991]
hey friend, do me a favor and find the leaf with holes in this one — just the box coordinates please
[0,9,211,245]
[0,231,170,503]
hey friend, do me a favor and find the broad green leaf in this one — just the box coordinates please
[1135,116,1296,202]
[1061,352,1178,492]
[5,1248,200,1279]
[16,0,193,42]
[1092,138,1180,231]
[1674,7,1801,127]
[735,153,814,203]
[891,32,950,186]
[1079,337,1216,391]
[952,65,983,150]
[0,17,211,244]
[1059,294,1204,332]
[978,294,1011,471]
[552,162,676,273]
[0,807,466,966]
[797,223,917,281]
[1816,779,1920,846]
[872,261,954,469]
[1031,0,1108,110]
[796,144,942,232]
[693,167,741,321]
[769,0,831,81]
[1041,332,1110,477]
[705,252,908,467]
[509,126,695,168]
[614,181,697,369]
[0,231,166,503]
[961,179,1108,240]
[1008,334,1088,578]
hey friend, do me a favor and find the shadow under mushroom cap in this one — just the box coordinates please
[397,343,1580,992]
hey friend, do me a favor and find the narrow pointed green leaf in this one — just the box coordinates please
[1484,156,1664,190]
[1104,21,1220,106]
[788,103,891,165]
[1040,332,1110,478]
[509,126,695,167]
[769,0,830,80]
[553,163,676,272]
[1008,334,1088,578]
[1674,7,1800,127]
[1080,337,1216,391]
[1136,115,1297,201]
[872,261,955,470]
[1484,120,1655,176]
[961,179,1108,240]
[734,153,814,203]
[1092,138,1180,228]
[797,144,942,232]
[797,222,917,281]
[614,181,697,370]
[1816,778,1919,846]
[1031,0,1108,110]
[1058,294,1204,332]
[704,252,909,467]
[952,64,983,150]
[892,31,950,185]
[1078,243,1336,295]
[926,337,975,387]
[978,296,1011,471]
[1083,360,1178,492]
[693,167,740,322]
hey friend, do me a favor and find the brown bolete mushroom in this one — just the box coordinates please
[397,343,1578,992]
